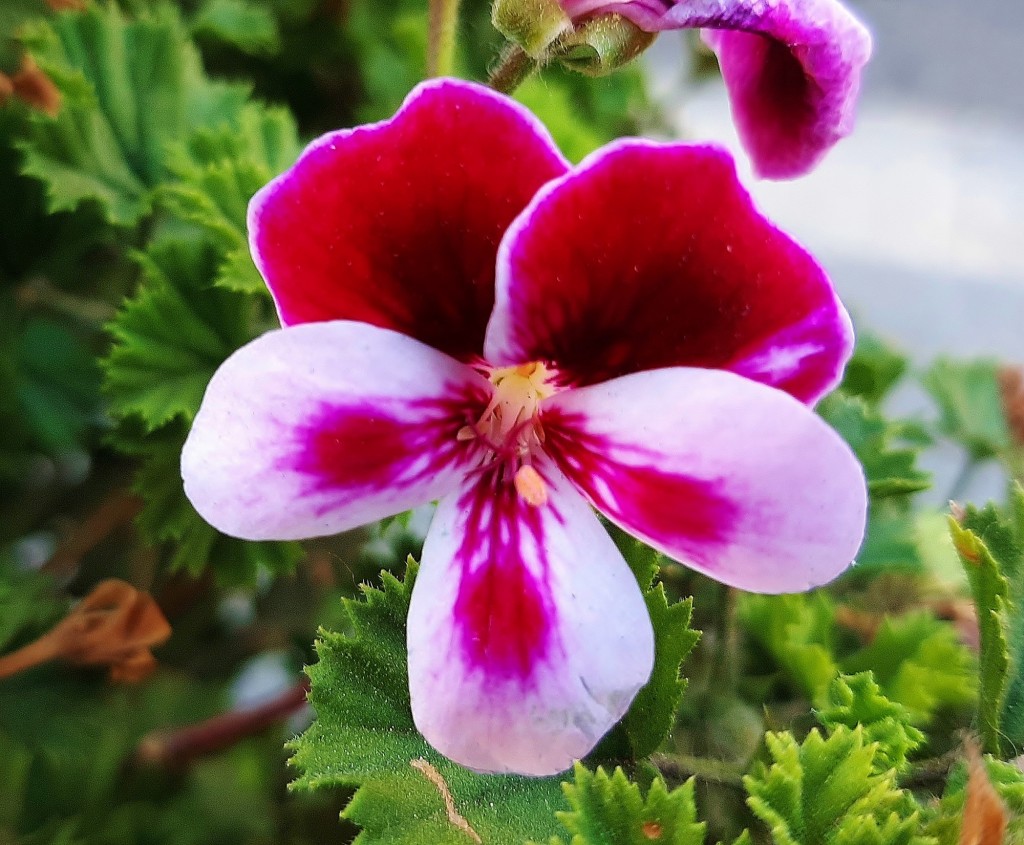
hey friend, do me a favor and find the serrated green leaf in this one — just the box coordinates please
[744,727,932,845]
[597,587,699,761]
[738,592,839,705]
[840,333,909,406]
[290,563,568,844]
[817,673,924,772]
[818,394,930,499]
[542,764,705,845]
[949,516,1010,756]
[102,238,251,430]
[191,0,281,55]
[18,3,250,227]
[854,501,923,574]
[923,359,1011,461]
[842,613,976,725]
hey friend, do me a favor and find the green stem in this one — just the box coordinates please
[651,752,746,788]
[487,45,537,94]
[426,0,461,77]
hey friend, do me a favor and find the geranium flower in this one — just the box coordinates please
[182,79,866,776]
[545,0,872,179]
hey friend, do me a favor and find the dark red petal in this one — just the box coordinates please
[486,141,852,404]
[249,79,569,362]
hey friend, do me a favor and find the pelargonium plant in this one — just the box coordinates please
[8,0,1021,842]
[182,78,866,775]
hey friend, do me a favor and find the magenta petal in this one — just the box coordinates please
[544,367,867,593]
[249,78,569,362]
[605,0,871,178]
[407,460,653,775]
[487,141,852,404]
[181,321,489,540]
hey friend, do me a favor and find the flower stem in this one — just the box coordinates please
[487,45,537,94]
[426,0,461,77]
[651,752,746,788]
[0,631,64,680]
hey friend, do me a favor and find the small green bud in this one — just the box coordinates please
[553,13,656,76]
[492,0,572,58]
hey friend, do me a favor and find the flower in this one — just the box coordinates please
[181,79,867,776]
[495,0,872,179]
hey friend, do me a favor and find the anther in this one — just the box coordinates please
[514,465,548,507]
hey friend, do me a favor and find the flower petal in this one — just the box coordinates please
[407,459,654,775]
[543,367,867,593]
[486,141,852,403]
[249,78,569,362]
[182,321,489,540]
[604,0,871,178]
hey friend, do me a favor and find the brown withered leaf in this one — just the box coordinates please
[10,55,61,117]
[960,741,1009,845]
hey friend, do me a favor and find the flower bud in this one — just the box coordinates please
[552,13,655,76]
[492,0,572,58]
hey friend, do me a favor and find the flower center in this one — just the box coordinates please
[459,362,558,506]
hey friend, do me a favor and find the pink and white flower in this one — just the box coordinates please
[181,79,867,776]
[559,0,873,179]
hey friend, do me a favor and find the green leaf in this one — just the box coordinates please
[923,359,1011,461]
[103,238,251,430]
[18,3,249,227]
[925,754,1024,845]
[949,516,1010,756]
[597,587,699,761]
[738,592,839,705]
[543,764,706,845]
[290,563,568,844]
[0,554,63,653]
[839,333,909,406]
[955,490,1024,752]
[842,613,976,725]
[854,501,923,574]
[191,0,281,55]
[817,673,925,772]
[744,727,932,845]
[818,394,930,499]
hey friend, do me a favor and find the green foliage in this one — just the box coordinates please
[738,592,839,705]
[290,562,568,844]
[19,2,248,227]
[191,0,282,55]
[843,613,976,725]
[817,673,924,772]
[840,333,909,407]
[949,516,1010,756]
[923,359,1011,461]
[0,554,63,652]
[744,727,931,845]
[954,489,1024,752]
[542,765,705,845]
[925,754,1024,845]
[817,394,930,500]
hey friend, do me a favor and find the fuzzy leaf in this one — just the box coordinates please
[818,394,930,499]
[840,333,909,406]
[817,673,924,772]
[738,592,839,705]
[842,613,976,725]
[290,563,568,844]
[949,516,1010,756]
[103,238,251,430]
[744,727,932,845]
[191,0,281,55]
[18,3,249,227]
[956,490,1024,752]
[542,764,706,845]
[595,585,699,761]
[923,359,1011,461]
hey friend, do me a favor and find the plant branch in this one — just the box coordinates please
[42,488,142,579]
[426,0,461,77]
[651,752,746,788]
[135,679,311,768]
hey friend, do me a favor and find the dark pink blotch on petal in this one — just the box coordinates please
[545,410,738,570]
[249,79,569,362]
[487,142,852,404]
[452,464,556,682]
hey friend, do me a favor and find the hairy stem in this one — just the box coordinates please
[427,0,461,77]
[652,752,746,788]
[487,45,537,94]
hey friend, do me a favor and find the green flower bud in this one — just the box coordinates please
[553,13,656,76]
[492,0,572,58]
